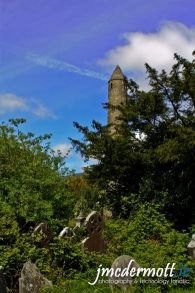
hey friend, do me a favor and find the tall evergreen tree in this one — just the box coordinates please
[71,53,195,229]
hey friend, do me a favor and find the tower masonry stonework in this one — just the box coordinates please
[108,65,127,134]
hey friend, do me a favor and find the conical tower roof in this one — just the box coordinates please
[109,65,125,81]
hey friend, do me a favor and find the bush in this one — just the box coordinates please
[104,204,195,291]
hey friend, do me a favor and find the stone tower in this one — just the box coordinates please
[108,65,127,135]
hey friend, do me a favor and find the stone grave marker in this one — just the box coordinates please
[109,255,139,292]
[32,222,52,246]
[81,211,106,252]
[187,234,195,260]
[75,211,86,229]
[58,227,75,239]
[19,261,52,293]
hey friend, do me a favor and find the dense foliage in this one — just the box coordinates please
[0,119,77,226]
[71,53,195,229]
[0,119,108,292]
[0,53,195,292]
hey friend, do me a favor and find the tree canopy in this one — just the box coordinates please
[0,119,74,227]
[71,53,195,229]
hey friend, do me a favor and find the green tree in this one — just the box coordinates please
[71,53,195,229]
[0,118,74,228]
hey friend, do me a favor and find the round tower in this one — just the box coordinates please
[108,65,127,134]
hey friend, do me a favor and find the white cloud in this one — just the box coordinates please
[99,22,195,74]
[53,143,72,157]
[32,103,56,119]
[0,93,29,114]
[26,53,107,81]
[0,93,55,118]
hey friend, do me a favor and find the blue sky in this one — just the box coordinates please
[0,0,195,171]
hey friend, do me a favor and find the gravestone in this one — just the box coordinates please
[75,211,85,229]
[32,223,49,236]
[19,261,52,293]
[187,234,195,259]
[58,227,75,239]
[0,266,7,293]
[32,223,52,246]
[109,255,139,292]
[81,211,106,252]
